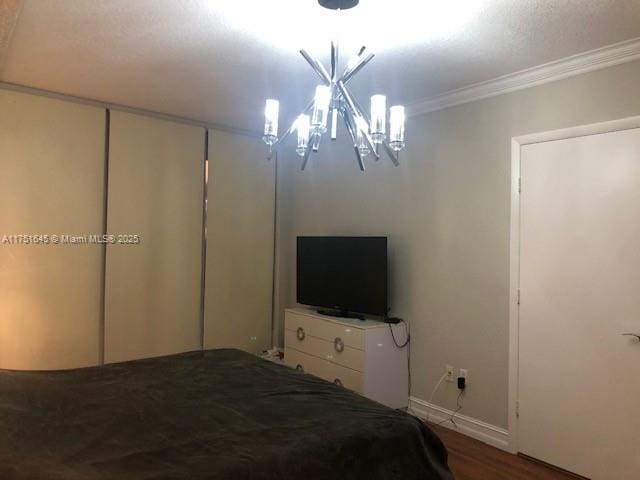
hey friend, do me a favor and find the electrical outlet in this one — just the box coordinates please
[446,365,455,382]
[459,369,468,382]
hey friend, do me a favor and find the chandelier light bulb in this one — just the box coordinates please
[296,114,311,157]
[389,105,405,152]
[370,94,386,144]
[263,99,279,146]
[356,128,370,157]
[311,85,332,134]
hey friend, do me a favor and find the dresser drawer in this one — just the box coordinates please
[284,347,363,394]
[285,311,365,350]
[284,329,364,371]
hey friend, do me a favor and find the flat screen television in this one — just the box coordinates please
[296,236,388,318]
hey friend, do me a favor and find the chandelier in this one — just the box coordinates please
[261,0,406,171]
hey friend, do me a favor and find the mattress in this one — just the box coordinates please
[0,348,453,479]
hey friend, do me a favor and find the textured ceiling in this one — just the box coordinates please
[2,0,640,132]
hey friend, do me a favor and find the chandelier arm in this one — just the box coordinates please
[345,88,400,166]
[299,49,331,85]
[348,106,378,160]
[340,108,365,172]
[337,81,379,159]
[344,85,375,131]
[329,81,340,140]
[382,141,400,166]
[339,107,356,147]
[343,92,387,163]
[346,93,387,165]
[330,41,338,81]
[266,99,315,159]
[300,140,313,170]
[311,132,322,152]
[349,93,368,123]
[330,105,339,140]
[347,93,376,160]
[341,51,375,84]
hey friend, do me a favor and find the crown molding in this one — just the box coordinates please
[408,37,640,117]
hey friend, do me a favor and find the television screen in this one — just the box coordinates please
[296,236,388,317]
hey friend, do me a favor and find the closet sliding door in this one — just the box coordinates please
[204,130,275,354]
[0,90,105,370]
[105,112,205,363]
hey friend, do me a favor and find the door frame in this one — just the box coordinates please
[508,115,640,454]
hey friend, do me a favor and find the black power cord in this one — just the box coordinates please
[385,317,410,348]
[385,317,411,412]
[389,321,410,348]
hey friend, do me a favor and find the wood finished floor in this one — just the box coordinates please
[428,424,581,480]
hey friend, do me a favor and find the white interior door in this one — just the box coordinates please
[518,127,640,479]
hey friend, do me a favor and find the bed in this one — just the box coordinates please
[0,348,453,480]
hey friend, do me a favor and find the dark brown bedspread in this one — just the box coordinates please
[0,348,453,480]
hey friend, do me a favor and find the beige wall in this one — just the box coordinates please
[204,130,275,354]
[275,60,640,428]
[105,111,205,363]
[0,87,275,369]
[0,90,105,370]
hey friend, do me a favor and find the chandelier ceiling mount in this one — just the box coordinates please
[318,0,360,10]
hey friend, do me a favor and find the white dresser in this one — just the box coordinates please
[283,308,408,409]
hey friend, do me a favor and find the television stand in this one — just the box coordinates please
[316,309,365,321]
[284,308,408,409]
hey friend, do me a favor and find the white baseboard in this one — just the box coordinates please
[409,396,510,452]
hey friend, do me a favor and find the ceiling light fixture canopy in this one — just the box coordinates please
[261,0,405,172]
[318,0,360,10]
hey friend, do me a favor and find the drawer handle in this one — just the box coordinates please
[295,364,304,372]
[334,337,344,353]
[334,378,343,387]
[296,327,306,341]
